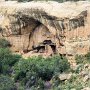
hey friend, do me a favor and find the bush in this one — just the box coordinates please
[51,55,70,74]
[0,48,21,74]
[13,55,70,89]
[0,75,16,90]
[0,38,10,48]
[14,56,47,88]
[60,75,83,90]
[85,52,90,63]
[75,52,90,64]
[75,54,85,64]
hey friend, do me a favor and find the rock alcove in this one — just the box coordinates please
[0,1,89,58]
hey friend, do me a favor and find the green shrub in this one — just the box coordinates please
[13,55,70,89]
[0,75,16,90]
[75,53,90,64]
[75,54,85,64]
[14,56,46,88]
[51,55,70,74]
[0,48,21,74]
[0,38,10,48]
[85,52,90,63]
[75,64,84,73]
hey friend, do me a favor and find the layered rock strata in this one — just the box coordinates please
[0,1,90,57]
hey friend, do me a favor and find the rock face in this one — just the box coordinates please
[0,1,90,57]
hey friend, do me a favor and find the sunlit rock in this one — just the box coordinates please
[0,1,90,58]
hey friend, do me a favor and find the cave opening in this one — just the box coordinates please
[43,40,56,54]
[50,45,56,54]
[32,40,56,54]
[36,46,45,53]
[43,40,52,45]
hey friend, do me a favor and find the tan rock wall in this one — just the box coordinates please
[0,1,90,57]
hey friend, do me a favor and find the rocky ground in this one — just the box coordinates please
[58,63,90,90]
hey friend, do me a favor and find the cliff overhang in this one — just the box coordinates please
[0,1,90,58]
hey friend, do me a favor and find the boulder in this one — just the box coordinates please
[82,87,90,90]
[58,73,72,81]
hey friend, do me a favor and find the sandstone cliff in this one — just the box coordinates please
[0,1,90,58]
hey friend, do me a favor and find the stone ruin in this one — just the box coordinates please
[0,1,90,58]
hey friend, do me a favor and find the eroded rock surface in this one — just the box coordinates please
[0,1,90,58]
